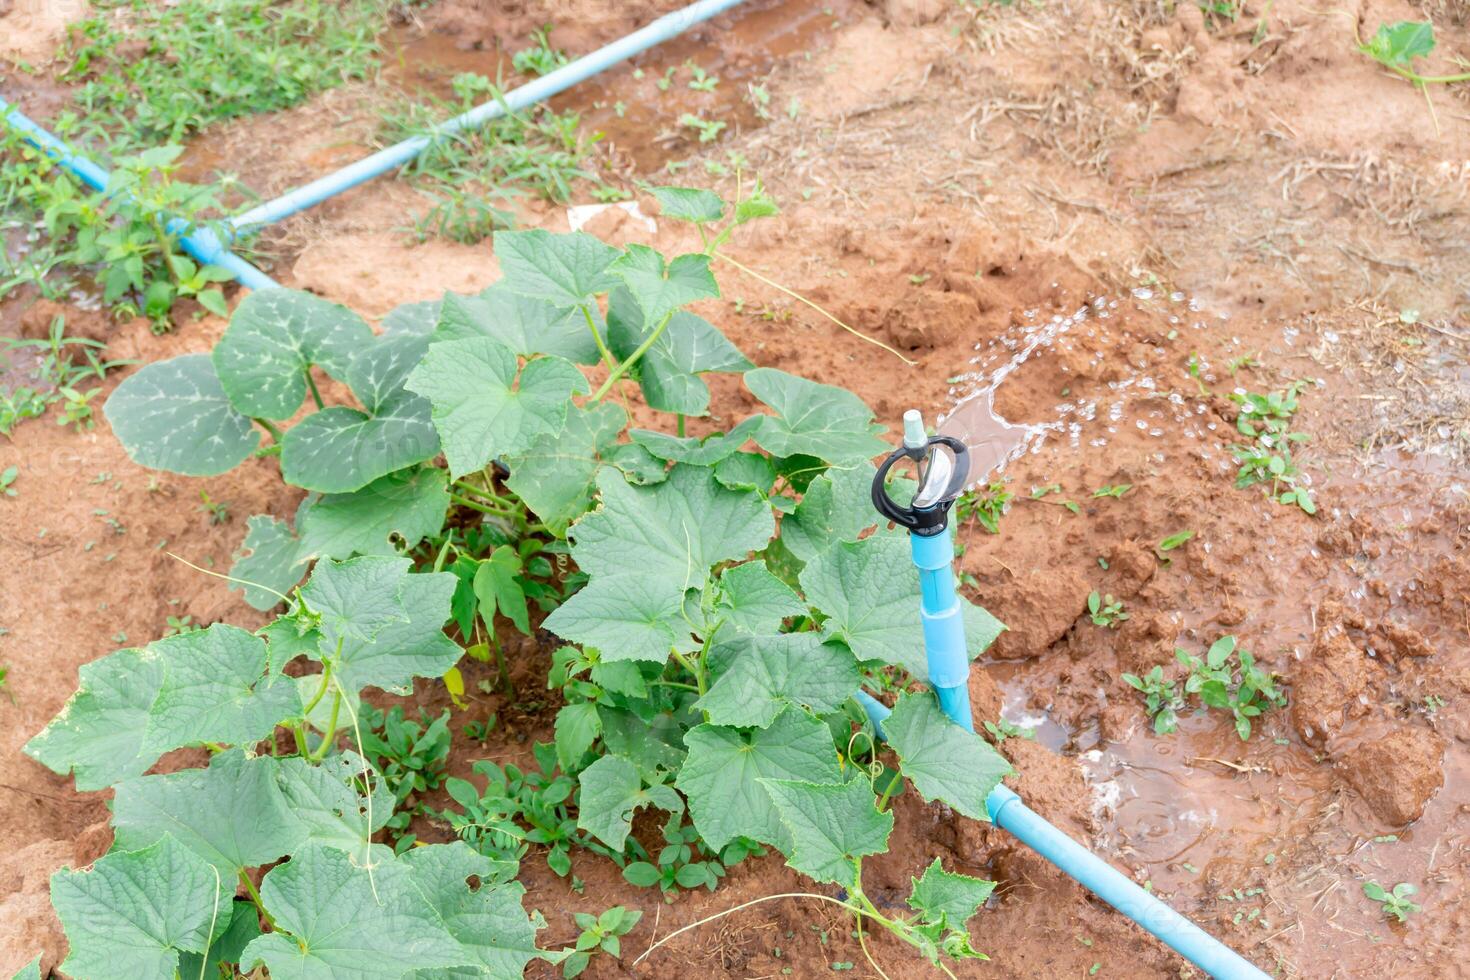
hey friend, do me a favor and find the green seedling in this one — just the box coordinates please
[563,906,643,978]
[622,815,729,894]
[1157,530,1194,554]
[687,63,720,91]
[679,112,728,143]
[359,706,453,850]
[0,317,130,436]
[1093,484,1131,499]
[748,82,773,119]
[1359,21,1470,129]
[513,26,569,77]
[0,466,17,497]
[463,715,497,744]
[1230,381,1316,515]
[983,718,1036,744]
[1121,665,1184,735]
[1087,591,1127,628]
[1363,881,1420,923]
[1176,636,1286,740]
[1031,483,1080,514]
[956,481,1013,534]
[198,491,230,525]
[162,615,197,636]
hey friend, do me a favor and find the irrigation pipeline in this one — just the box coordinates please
[2,1,1267,974]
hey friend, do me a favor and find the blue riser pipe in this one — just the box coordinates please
[226,0,749,236]
[0,104,279,291]
[910,525,974,730]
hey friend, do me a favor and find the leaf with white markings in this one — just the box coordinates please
[230,509,310,611]
[213,289,373,420]
[885,692,1013,821]
[104,355,261,476]
[279,389,439,493]
[297,465,450,560]
[406,337,587,478]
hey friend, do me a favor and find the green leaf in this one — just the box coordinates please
[142,625,302,758]
[1366,20,1435,66]
[104,354,260,476]
[279,390,439,493]
[713,451,775,493]
[10,957,40,980]
[230,511,310,611]
[401,843,544,979]
[382,299,442,336]
[884,692,1013,822]
[494,229,621,306]
[629,416,764,465]
[759,777,893,885]
[698,634,859,729]
[569,464,773,592]
[717,561,806,634]
[677,708,842,851]
[344,328,435,417]
[599,706,687,779]
[554,701,602,772]
[242,844,466,979]
[51,835,228,980]
[406,338,587,478]
[607,245,719,328]
[299,555,410,646]
[433,282,597,364]
[273,752,392,855]
[474,545,530,635]
[297,465,451,560]
[504,402,626,533]
[606,286,748,416]
[648,185,726,224]
[178,901,262,980]
[328,571,460,696]
[744,368,887,463]
[907,858,995,929]
[24,647,164,791]
[781,463,882,563]
[213,288,373,420]
[112,750,303,876]
[604,441,668,485]
[543,575,688,664]
[576,755,682,850]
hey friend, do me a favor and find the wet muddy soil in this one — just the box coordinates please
[2,0,1469,977]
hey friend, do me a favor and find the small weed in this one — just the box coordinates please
[0,317,130,436]
[563,906,642,978]
[1363,881,1420,923]
[622,815,731,894]
[359,705,453,851]
[1093,484,1131,499]
[983,718,1036,744]
[1231,381,1316,515]
[748,82,773,120]
[198,491,230,525]
[0,466,17,497]
[1087,591,1127,628]
[1121,665,1184,735]
[1423,693,1446,715]
[1177,636,1286,740]
[463,714,497,744]
[679,112,727,143]
[1157,530,1194,554]
[1031,483,1080,514]
[686,63,720,92]
[162,615,197,636]
[512,26,569,77]
[955,481,1012,534]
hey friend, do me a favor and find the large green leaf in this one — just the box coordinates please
[599,706,687,780]
[494,229,621,305]
[605,286,749,416]
[51,835,227,980]
[297,465,450,560]
[543,575,688,664]
[327,571,460,696]
[298,555,411,648]
[231,509,310,611]
[568,464,773,591]
[884,692,1013,821]
[142,625,301,758]
[759,777,893,885]
[698,634,859,729]
[648,185,725,224]
[401,843,545,979]
[243,843,467,979]
[676,708,841,851]
[608,245,719,327]
[104,354,260,476]
[213,289,373,420]
[406,337,587,478]
[279,389,439,494]
[504,402,626,532]
[23,647,163,791]
[744,368,887,463]
[907,858,995,930]
[800,534,1002,677]
[780,463,883,563]
[112,750,303,877]
[345,327,434,415]
[273,752,392,855]
[575,755,682,850]
[716,561,806,635]
[432,282,597,364]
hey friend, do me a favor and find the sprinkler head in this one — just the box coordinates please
[872,409,970,535]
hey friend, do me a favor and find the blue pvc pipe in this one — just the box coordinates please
[854,525,1268,979]
[227,0,749,235]
[0,103,279,291]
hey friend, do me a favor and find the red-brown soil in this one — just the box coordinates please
[2,0,1467,977]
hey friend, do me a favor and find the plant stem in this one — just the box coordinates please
[301,663,333,717]
[307,689,342,762]
[449,492,516,519]
[253,417,283,442]
[149,214,183,287]
[671,649,705,696]
[488,626,514,698]
[677,414,685,437]
[304,369,325,410]
[591,310,674,402]
[580,302,618,372]
[239,869,275,930]
[712,250,917,365]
